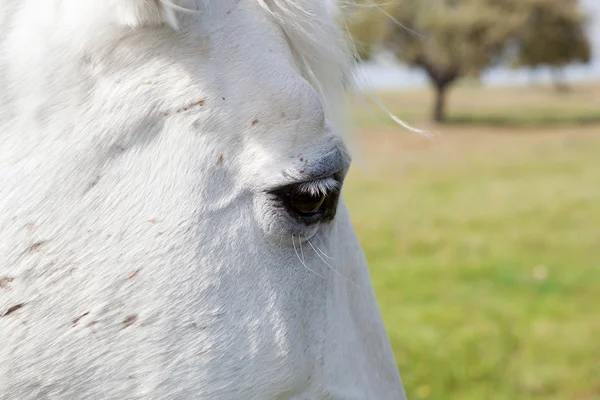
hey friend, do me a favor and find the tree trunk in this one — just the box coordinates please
[433,84,447,123]
[551,67,569,93]
[416,57,458,123]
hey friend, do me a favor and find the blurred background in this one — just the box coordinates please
[339,1,600,399]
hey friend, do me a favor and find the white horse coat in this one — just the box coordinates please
[0,1,406,398]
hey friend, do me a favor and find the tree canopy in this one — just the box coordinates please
[514,0,591,91]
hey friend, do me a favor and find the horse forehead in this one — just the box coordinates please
[133,3,326,132]
[197,6,325,127]
[239,76,326,127]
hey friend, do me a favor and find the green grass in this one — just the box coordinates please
[447,110,600,127]
[344,85,600,399]
[352,81,600,128]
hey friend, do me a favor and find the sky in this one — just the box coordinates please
[357,0,600,90]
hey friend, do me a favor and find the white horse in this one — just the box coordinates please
[0,1,405,398]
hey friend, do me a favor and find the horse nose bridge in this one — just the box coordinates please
[304,146,348,179]
[259,77,326,129]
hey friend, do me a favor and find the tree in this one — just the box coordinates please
[513,0,591,92]
[381,0,525,122]
[344,0,591,122]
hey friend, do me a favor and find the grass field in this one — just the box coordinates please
[353,81,600,128]
[344,83,600,399]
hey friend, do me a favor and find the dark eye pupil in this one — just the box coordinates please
[289,192,326,215]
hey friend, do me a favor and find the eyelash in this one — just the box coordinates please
[289,178,341,196]
[270,177,341,225]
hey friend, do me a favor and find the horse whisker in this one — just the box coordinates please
[308,239,360,289]
[299,233,306,263]
[317,233,338,260]
[314,233,336,260]
[292,235,325,280]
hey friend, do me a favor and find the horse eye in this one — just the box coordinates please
[289,192,326,216]
[271,179,341,224]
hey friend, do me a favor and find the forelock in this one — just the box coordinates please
[254,0,354,126]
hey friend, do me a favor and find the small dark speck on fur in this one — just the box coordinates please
[128,270,139,280]
[28,241,47,253]
[251,119,259,126]
[123,314,138,328]
[176,98,205,113]
[72,312,90,326]
[0,276,14,289]
[89,175,100,188]
[82,175,101,195]
[2,303,24,317]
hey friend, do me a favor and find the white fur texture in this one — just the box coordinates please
[0,1,406,398]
